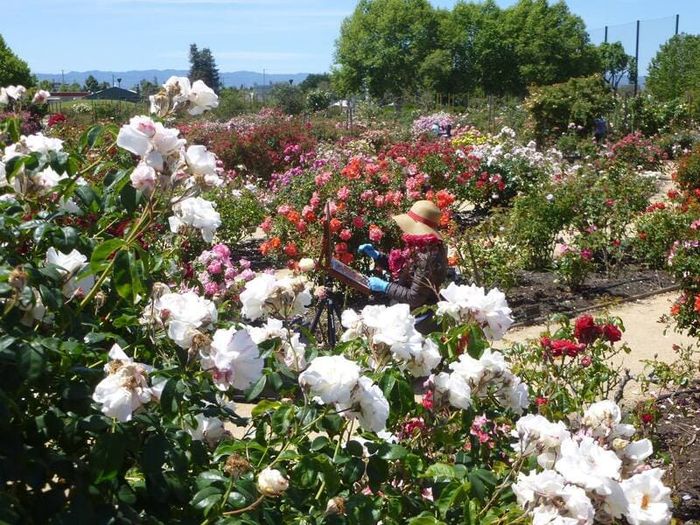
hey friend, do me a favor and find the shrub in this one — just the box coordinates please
[552,242,594,289]
[208,185,267,245]
[633,204,694,268]
[524,75,614,146]
[675,144,700,191]
[607,132,666,171]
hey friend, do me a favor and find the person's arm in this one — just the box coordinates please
[384,254,437,309]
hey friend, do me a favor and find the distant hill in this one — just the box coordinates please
[35,70,312,89]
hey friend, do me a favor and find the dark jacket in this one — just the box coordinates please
[377,243,449,309]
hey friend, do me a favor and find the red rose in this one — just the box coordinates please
[574,314,602,345]
[602,323,622,343]
[550,339,585,357]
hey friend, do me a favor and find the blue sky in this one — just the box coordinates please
[3,0,699,75]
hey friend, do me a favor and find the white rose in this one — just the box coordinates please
[185,413,226,447]
[151,291,217,348]
[152,122,185,155]
[555,437,622,492]
[130,162,157,193]
[45,247,95,298]
[25,133,64,156]
[185,145,221,186]
[117,115,157,157]
[298,355,360,406]
[188,80,219,115]
[5,85,26,100]
[32,90,50,105]
[346,376,389,433]
[169,197,221,243]
[204,327,263,391]
[298,258,316,272]
[0,88,8,105]
[621,468,671,525]
[257,468,288,497]
[163,76,191,104]
[31,166,67,193]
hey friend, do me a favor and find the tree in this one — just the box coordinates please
[0,34,34,87]
[189,44,221,92]
[299,73,331,92]
[333,0,440,99]
[598,42,635,90]
[269,83,305,115]
[84,74,100,93]
[503,0,600,93]
[646,34,700,102]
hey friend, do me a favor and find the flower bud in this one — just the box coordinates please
[9,267,28,291]
[257,468,289,497]
[325,496,346,516]
[298,258,315,272]
[224,454,251,479]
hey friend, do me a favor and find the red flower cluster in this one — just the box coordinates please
[573,314,622,345]
[540,337,586,357]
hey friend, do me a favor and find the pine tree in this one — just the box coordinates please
[188,44,221,92]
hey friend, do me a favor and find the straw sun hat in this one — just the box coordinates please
[392,200,443,239]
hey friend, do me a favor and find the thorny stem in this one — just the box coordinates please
[221,495,265,517]
[476,454,527,520]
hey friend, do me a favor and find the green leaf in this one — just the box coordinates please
[407,515,447,525]
[436,481,470,518]
[381,444,408,461]
[159,378,178,417]
[421,463,467,482]
[90,431,127,483]
[90,238,125,273]
[18,343,46,380]
[191,486,223,512]
[251,399,281,418]
[113,249,144,302]
[467,469,497,503]
[245,374,266,401]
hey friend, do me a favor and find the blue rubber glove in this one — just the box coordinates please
[368,276,390,293]
[358,243,380,260]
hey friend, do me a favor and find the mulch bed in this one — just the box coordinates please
[655,390,700,521]
[507,266,676,324]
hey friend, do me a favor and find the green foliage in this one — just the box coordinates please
[646,34,700,108]
[633,206,694,269]
[552,245,594,290]
[0,34,34,87]
[269,83,305,115]
[598,41,635,91]
[675,143,700,191]
[209,186,266,245]
[524,75,614,145]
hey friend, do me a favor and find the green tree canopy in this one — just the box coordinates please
[598,42,635,90]
[189,44,221,92]
[84,74,100,93]
[646,34,700,102]
[333,0,439,99]
[0,34,34,87]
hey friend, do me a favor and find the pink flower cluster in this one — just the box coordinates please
[196,244,255,298]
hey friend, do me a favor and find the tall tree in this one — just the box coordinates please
[0,34,34,87]
[646,34,700,102]
[84,74,100,93]
[503,0,600,93]
[598,42,635,90]
[189,44,221,92]
[333,0,439,99]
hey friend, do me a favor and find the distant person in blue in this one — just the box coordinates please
[431,122,440,136]
[594,117,607,143]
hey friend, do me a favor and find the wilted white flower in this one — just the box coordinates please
[148,291,217,348]
[281,332,307,372]
[437,283,513,339]
[92,344,154,421]
[169,196,221,243]
[239,273,311,321]
[188,80,219,115]
[513,414,570,468]
[45,247,95,298]
[257,468,288,497]
[620,468,671,525]
[298,355,360,406]
[19,289,47,326]
[185,413,226,447]
[30,166,67,193]
[32,90,50,105]
[203,327,263,391]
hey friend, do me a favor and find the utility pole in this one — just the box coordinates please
[634,20,640,96]
[61,69,65,87]
[604,26,608,44]
[675,14,680,35]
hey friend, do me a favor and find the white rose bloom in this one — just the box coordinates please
[31,166,67,193]
[247,317,287,344]
[185,413,226,447]
[240,274,277,321]
[26,133,63,156]
[185,145,221,186]
[623,439,654,465]
[0,88,8,105]
[555,436,622,492]
[344,376,389,433]
[298,355,360,406]
[45,247,95,298]
[204,327,263,391]
[406,338,442,377]
[512,469,566,507]
[164,76,192,105]
[130,162,158,193]
[32,90,50,105]
[151,291,217,349]
[19,289,47,327]
[92,344,154,421]
[531,506,579,525]
[188,80,219,115]
[169,197,221,243]
[0,161,6,186]
[257,468,289,497]
[501,377,529,415]
[559,484,595,525]
[437,283,513,340]
[281,332,307,372]
[340,308,363,341]
[513,414,570,468]
[298,257,315,272]
[582,400,622,437]
[239,274,311,321]
[152,122,185,155]
[117,116,157,157]
[6,85,26,100]
[621,469,672,525]
[435,371,472,410]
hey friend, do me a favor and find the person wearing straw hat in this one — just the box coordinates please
[358,200,449,334]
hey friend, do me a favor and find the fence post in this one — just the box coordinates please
[634,20,640,96]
